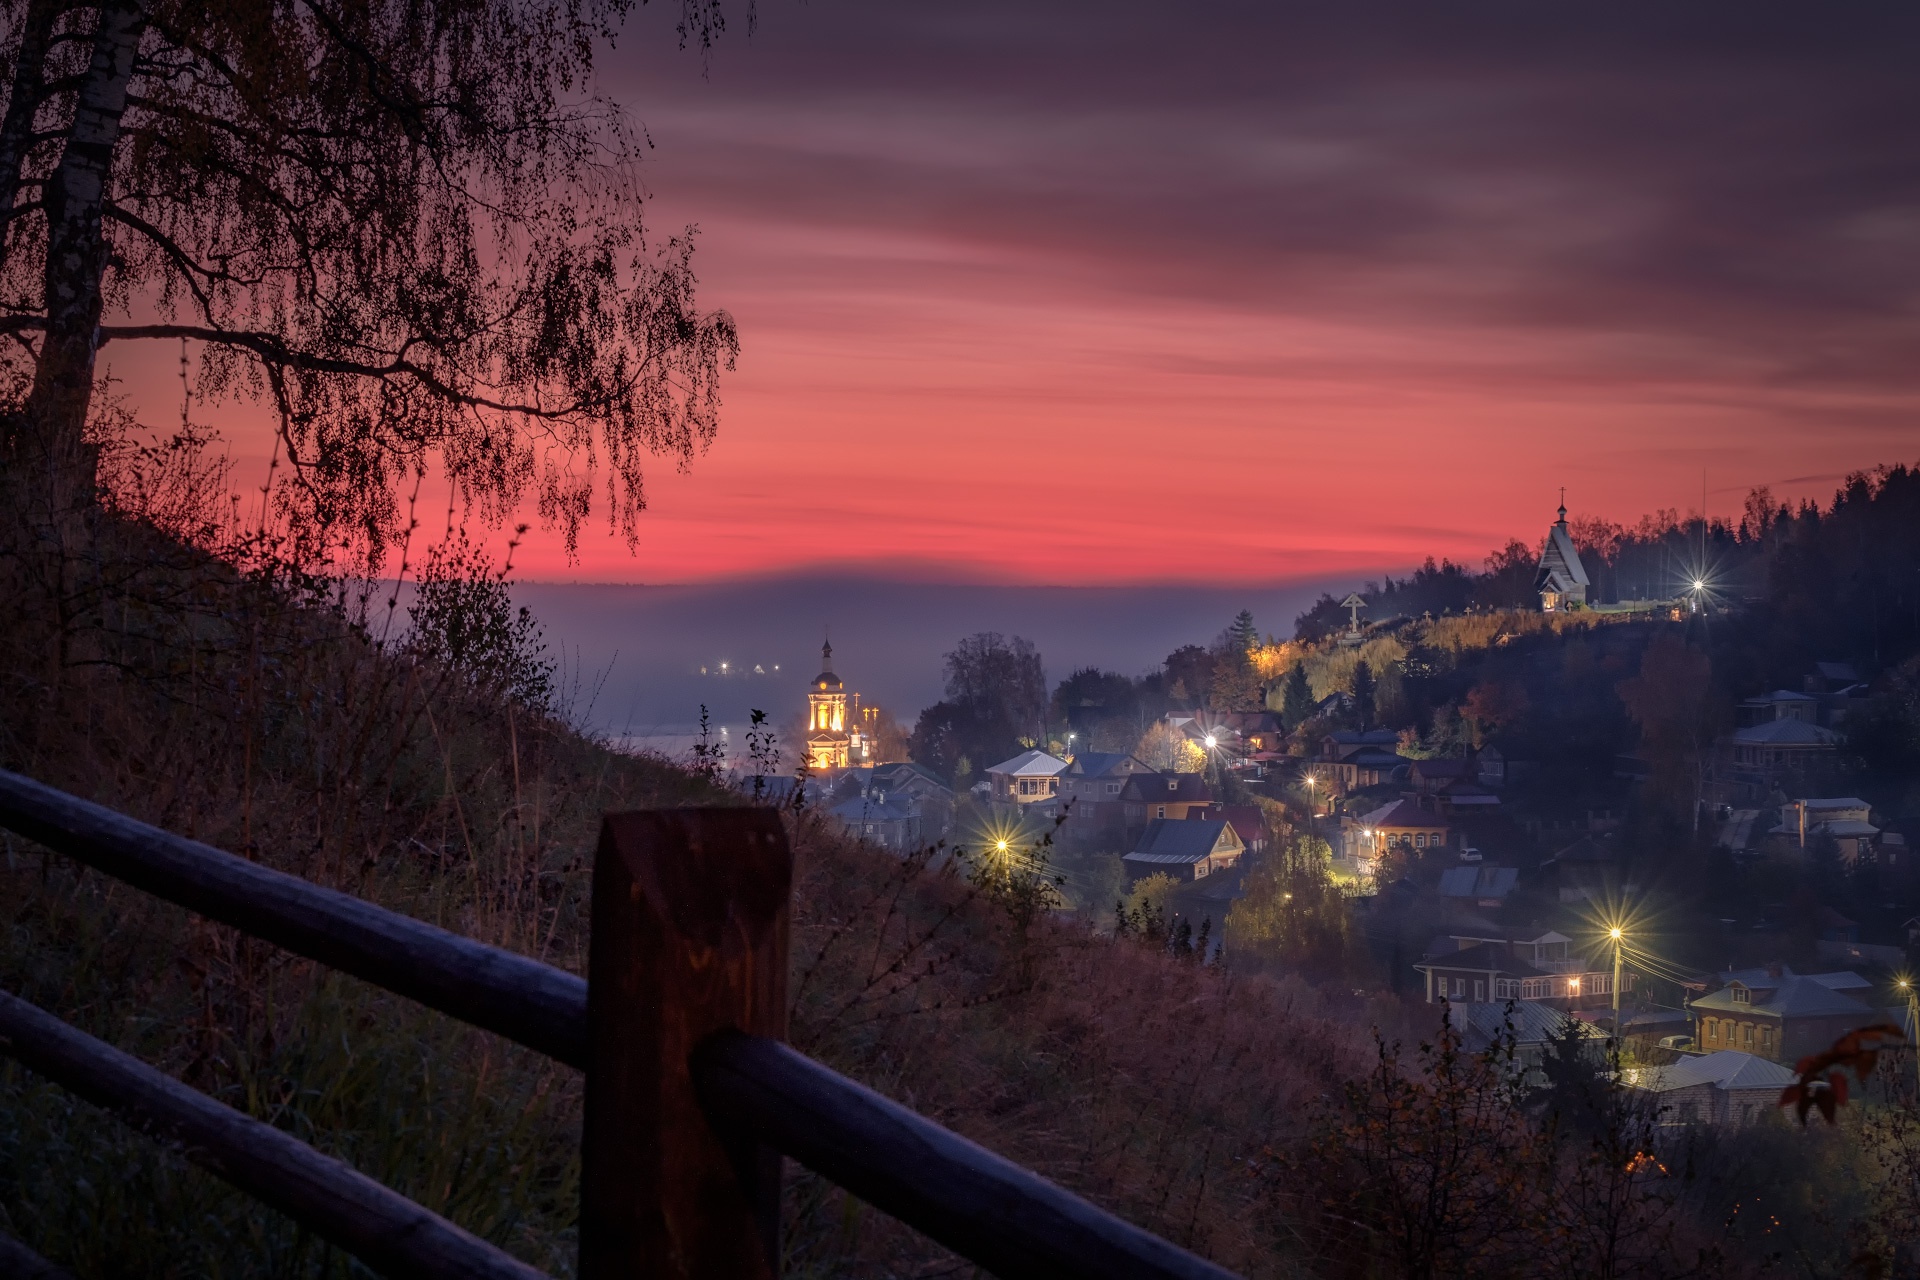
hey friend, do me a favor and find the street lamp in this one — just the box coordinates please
[1609,926,1624,1036]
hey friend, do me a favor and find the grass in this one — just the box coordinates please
[0,499,1373,1277]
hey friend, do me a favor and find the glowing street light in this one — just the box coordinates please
[1608,926,1625,1033]
[1204,734,1217,749]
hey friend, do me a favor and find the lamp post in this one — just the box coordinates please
[1304,774,1318,840]
[1609,926,1624,1037]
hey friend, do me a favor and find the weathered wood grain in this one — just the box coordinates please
[692,1030,1243,1280]
[0,989,551,1280]
[579,809,791,1280]
[0,768,588,1067]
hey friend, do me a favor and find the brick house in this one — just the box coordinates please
[1689,966,1877,1063]
[1357,798,1451,859]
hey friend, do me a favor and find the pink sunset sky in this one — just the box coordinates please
[98,1,1920,585]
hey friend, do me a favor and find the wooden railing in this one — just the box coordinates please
[0,770,1238,1280]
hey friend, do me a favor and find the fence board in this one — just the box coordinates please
[0,769,588,1067]
[693,1030,1241,1280]
[0,989,551,1280]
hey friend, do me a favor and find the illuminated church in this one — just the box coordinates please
[806,640,872,770]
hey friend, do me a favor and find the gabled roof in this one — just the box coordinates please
[1061,751,1150,779]
[1638,1050,1797,1094]
[1358,799,1450,830]
[1730,719,1838,746]
[1437,866,1519,900]
[1124,818,1243,864]
[986,748,1069,778]
[1119,772,1212,804]
[1815,661,1861,682]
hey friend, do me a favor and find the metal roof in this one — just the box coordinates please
[1636,1050,1796,1094]
[1123,819,1241,864]
[985,749,1069,778]
[1691,974,1874,1019]
[1730,719,1838,745]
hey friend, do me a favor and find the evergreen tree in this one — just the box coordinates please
[1351,660,1377,730]
[1281,664,1314,730]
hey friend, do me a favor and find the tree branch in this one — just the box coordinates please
[97,322,592,418]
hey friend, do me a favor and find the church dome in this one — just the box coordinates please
[814,639,842,690]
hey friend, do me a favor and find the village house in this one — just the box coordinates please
[1415,930,1619,1006]
[1738,689,1819,725]
[1628,1051,1798,1128]
[1321,747,1408,796]
[1409,757,1476,794]
[1057,751,1159,843]
[1122,818,1245,884]
[1771,796,1878,862]
[1688,965,1878,1064]
[1119,772,1212,828]
[1356,798,1452,859]
[985,748,1069,805]
[1322,729,1401,762]
[1454,1001,1607,1072]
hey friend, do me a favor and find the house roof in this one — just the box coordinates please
[1348,748,1409,767]
[1062,751,1149,779]
[1730,719,1838,746]
[1815,661,1861,682]
[1455,1001,1599,1051]
[1638,1051,1797,1094]
[986,748,1069,778]
[1709,966,1871,994]
[1120,772,1212,804]
[1691,974,1874,1019]
[1415,942,1544,978]
[1818,820,1880,838]
[1358,799,1450,830]
[1195,804,1269,846]
[871,761,954,795]
[1796,796,1871,812]
[1437,866,1519,900]
[1124,818,1242,864]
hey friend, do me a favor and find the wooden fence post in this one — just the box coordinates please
[579,808,792,1279]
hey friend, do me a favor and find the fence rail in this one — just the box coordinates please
[0,769,1238,1280]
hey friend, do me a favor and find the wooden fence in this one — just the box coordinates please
[0,770,1238,1280]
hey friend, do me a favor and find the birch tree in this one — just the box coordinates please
[0,0,738,562]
